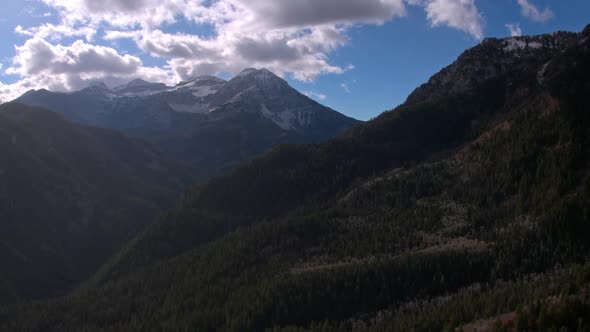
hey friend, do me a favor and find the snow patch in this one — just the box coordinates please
[260,104,314,131]
[503,38,545,52]
[191,86,218,97]
[529,41,542,49]
[119,90,162,97]
[261,104,294,130]
[503,38,527,52]
[169,78,224,98]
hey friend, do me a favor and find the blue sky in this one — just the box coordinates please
[0,0,588,120]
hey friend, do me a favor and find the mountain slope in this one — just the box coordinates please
[16,69,359,181]
[3,26,590,331]
[0,103,191,303]
[207,68,357,138]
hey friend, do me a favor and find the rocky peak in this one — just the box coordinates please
[126,79,151,87]
[232,68,290,93]
[237,68,257,77]
[114,79,168,96]
[405,29,581,105]
[87,81,110,90]
[81,82,116,99]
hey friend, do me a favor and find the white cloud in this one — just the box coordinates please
[0,0,489,101]
[107,26,351,82]
[418,0,484,39]
[303,91,327,101]
[230,0,407,28]
[505,23,523,37]
[47,0,411,84]
[0,78,46,103]
[8,38,142,77]
[41,0,189,29]
[15,24,96,42]
[1,38,173,99]
[517,0,553,22]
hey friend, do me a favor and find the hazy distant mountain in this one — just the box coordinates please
[16,68,359,181]
[5,26,589,331]
[0,103,191,303]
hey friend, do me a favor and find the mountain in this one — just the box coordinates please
[113,79,168,97]
[15,68,359,181]
[0,103,192,304]
[405,30,580,104]
[3,26,590,331]
[156,68,360,179]
[15,85,199,138]
[208,68,354,137]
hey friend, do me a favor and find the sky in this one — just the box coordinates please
[0,0,588,120]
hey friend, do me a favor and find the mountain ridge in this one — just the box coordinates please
[15,68,359,182]
[406,29,580,104]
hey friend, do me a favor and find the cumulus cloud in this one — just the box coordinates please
[517,0,553,22]
[0,78,50,103]
[505,23,523,37]
[8,38,142,77]
[0,0,490,102]
[232,0,407,28]
[2,38,173,98]
[15,23,96,42]
[106,25,351,81]
[41,0,188,29]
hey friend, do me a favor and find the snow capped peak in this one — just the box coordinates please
[169,75,226,99]
[231,68,284,86]
[82,82,118,99]
[175,75,226,88]
[114,79,168,97]
[236,68,277,80]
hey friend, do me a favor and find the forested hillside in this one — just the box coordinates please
[0,103,192,303]
[1,25,590,331]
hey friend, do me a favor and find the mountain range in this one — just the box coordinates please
[16,68,359,180]
[1,24,590,331]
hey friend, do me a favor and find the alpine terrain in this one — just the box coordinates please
[15,68,359,181]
